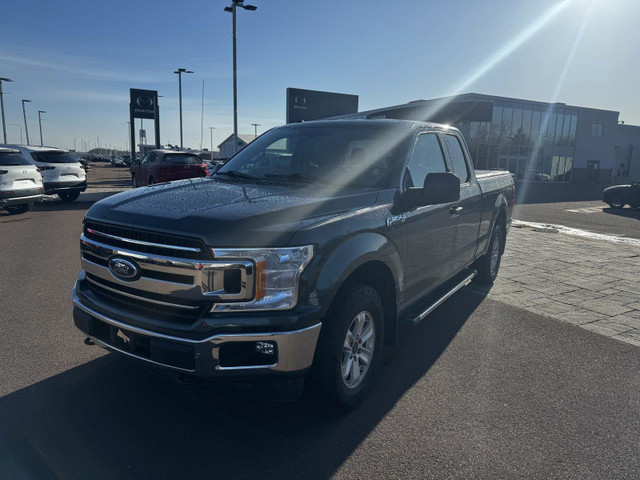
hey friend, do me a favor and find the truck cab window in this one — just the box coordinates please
[443,134,470,183]
[404,133,447,189]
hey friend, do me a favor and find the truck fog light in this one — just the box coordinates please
[255,341,275,355]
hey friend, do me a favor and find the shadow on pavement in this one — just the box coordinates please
[602,206,640,220]
[0,290,486,480]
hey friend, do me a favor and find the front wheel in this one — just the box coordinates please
[308,283,384,410]
[58,191,80,202]
[475,223,504,284]
[608,195,625,209]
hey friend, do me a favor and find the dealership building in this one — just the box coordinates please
[324,92,640,199]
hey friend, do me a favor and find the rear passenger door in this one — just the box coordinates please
[441,133,483,273]
[403,133,459,304]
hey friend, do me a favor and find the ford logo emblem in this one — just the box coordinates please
[108,257,139,281]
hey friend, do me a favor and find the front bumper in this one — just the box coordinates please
[73,282,321,378]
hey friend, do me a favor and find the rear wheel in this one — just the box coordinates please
[608,195,625,209]
[148,176,155,185]
[58,191,80,202]
[5,203,32,215]
[475,223,503,284]
[308,282,383,410]
[132,175,138,188]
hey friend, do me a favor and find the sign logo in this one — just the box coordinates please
[136,96,154,109]
[294,95,307,106]
[108,257,139,281]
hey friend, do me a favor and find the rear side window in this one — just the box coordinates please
[163,154,202,165]
[0,152,31,166]
[404,133,447,189]
[32,151,79,164]
[443,135,469,183]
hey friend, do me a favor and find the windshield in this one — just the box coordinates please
[216,125,409,188]
[32,151,79,164]
[163,154,202,165]
[0,152,31,166]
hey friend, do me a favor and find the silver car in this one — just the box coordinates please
[3,145,87,201]
[0,147,44,214]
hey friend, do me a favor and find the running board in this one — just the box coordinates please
[412,270,477,325]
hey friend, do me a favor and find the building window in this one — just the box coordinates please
[591,123,604,136]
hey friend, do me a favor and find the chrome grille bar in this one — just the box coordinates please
[86,227,202,253]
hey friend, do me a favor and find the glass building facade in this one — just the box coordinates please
[463,101,578,182]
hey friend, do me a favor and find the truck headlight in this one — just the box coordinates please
[211,245,314,312]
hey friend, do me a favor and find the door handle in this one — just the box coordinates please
[450,206,463,215]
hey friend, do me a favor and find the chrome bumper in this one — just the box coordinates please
[73,282,321,376]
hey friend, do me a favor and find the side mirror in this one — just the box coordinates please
[406,172,460,207]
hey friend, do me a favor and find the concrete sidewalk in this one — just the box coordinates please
[475,224,640,347]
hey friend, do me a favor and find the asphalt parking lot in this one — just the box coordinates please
[1,169,639,479]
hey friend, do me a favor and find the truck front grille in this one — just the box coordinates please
[84,221,211,260]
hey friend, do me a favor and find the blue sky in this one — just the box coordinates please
[1,0,638,151]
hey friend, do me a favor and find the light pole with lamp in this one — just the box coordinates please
[224,0,257,154]
[21,99,32,145]
[0,77,13,143]
[173,68,193,148]
[251,123,260,138]
[38,110,46,146]
[208,126,216,159]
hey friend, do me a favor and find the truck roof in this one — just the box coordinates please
[280,118,458,133]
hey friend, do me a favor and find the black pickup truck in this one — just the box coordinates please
[73,120,514,408]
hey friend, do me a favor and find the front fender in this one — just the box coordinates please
[312,232,403,317]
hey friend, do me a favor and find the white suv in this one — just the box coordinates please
[0,147,44,214]
[3,145,87,201]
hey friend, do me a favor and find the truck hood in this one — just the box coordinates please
[85,177,379,247]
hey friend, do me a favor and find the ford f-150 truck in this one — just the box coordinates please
[73,120,514,408]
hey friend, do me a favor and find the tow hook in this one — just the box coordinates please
[84,337,96,346]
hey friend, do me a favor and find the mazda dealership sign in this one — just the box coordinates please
[286,88,358,123]
[130,89,158,119]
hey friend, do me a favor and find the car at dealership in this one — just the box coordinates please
[73,120,514,409]
[130,149,208,187]
[602,181,640,209]
[0,147,44,214]
[2,145,87,201]
[110,157,127,168]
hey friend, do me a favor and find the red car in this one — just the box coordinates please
[131,149,208,187]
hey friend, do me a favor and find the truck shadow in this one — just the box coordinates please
[602,207,640,220]
[0,289,486,480]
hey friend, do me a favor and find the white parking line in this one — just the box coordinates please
[565,206,604,214]
[512,220,640,247]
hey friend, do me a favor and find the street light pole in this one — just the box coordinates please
[21,99,32,145]
[225,0,257,154]
[38,110,46,146]
[251,123,261,138]
[0,77,14,144]
[209,126,216,158]
[174,68,193,149]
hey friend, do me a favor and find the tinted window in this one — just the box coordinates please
[443,135,469,183]
[163,154,201,165]
[217,125,409,189]
[0,152,31,166]
[32,151,79,164]
[404,133,446,189]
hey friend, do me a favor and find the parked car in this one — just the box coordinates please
[130,149,208,187]
[78,158,91,172]
[72,120,514,409]
[0,147,44,214]
[203,160,224,175]
[603,182,640,209]
[111,157,127,168]
[3,145,87,201]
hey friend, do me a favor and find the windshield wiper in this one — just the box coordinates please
[264,173,320,184]
[215,170,258,182]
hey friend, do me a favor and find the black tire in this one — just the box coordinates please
[5,203,32,215]
[308,282,384,410]
[148,176,155,185]
[608,195,625,209]
[475,223,504,284]
[58,191,80,202]
[132,175,138,188]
